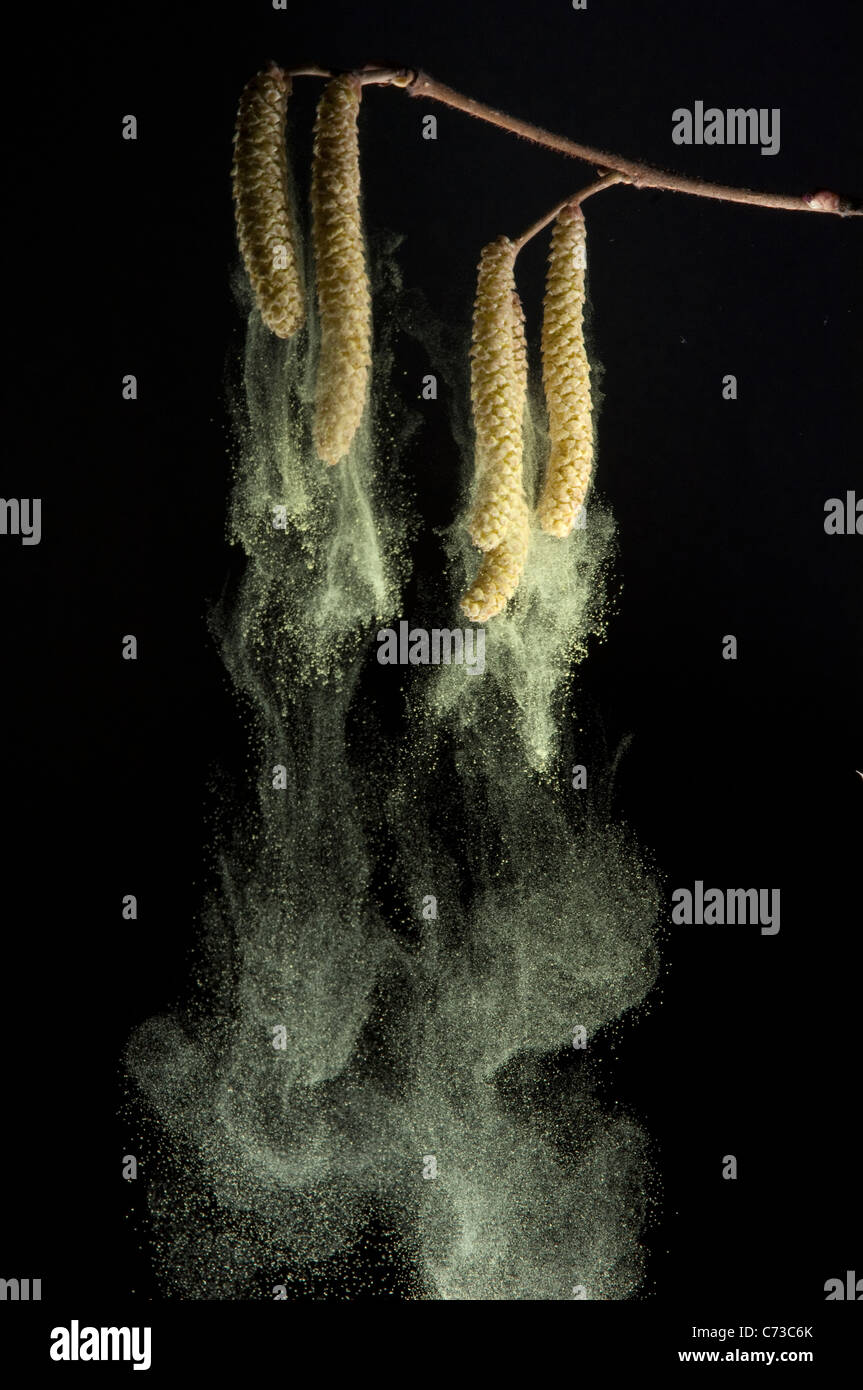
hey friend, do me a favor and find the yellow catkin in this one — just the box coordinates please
[232,66,304,339]
[461,285,531,622]
[537,204,593,537]
[311,77,372,466]
[467,238,527,552]
[461,490,531,623]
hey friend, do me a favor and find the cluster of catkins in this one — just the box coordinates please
[232,66,371,467]
[462,203,594,621]
[232,67,593,620]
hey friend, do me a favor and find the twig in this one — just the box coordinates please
[282,64,333,79]
[514,172,626,252]
[282,64,859,216]
[276,64,859,218]
[402,70,859,216]
[357,66,416,87]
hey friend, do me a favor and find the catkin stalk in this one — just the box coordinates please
[537,204,593,537]
[311,77,372,466]
[467,238,527,552]
[232,66,304,339]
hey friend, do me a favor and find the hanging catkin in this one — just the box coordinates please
[311,76,372,466]
[232,66,305,339]
[467,238,527,552]
[461,490,531,623]
[462,284,531,622]
[537,203,593,537]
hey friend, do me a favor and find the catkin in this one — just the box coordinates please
[311,77,372,466]
[467,238,527,552]
[232,66,304,339]
[537,204,593,537]
[461,280,531,622]
[461,490,531,623]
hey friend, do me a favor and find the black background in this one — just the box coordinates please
[2,0,860,1340]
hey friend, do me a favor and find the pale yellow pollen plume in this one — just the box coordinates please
[537,203,593,537]
[311,76,372,466]
[232,66,305,339]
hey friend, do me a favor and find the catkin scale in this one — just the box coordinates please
[537,204,593,537]
[510,289,528,408]
[467,238,527,552]
[311,77,372,466]
[232,67,304,339]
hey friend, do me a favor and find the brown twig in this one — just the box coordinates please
[281,64,859,216]
[357,67,416,87]
[282,64,333,79]
[513,172,627,252]
[384,68,856,217]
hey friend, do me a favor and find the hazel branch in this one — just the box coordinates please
[283,64,859,217]
[404,70,859,217]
